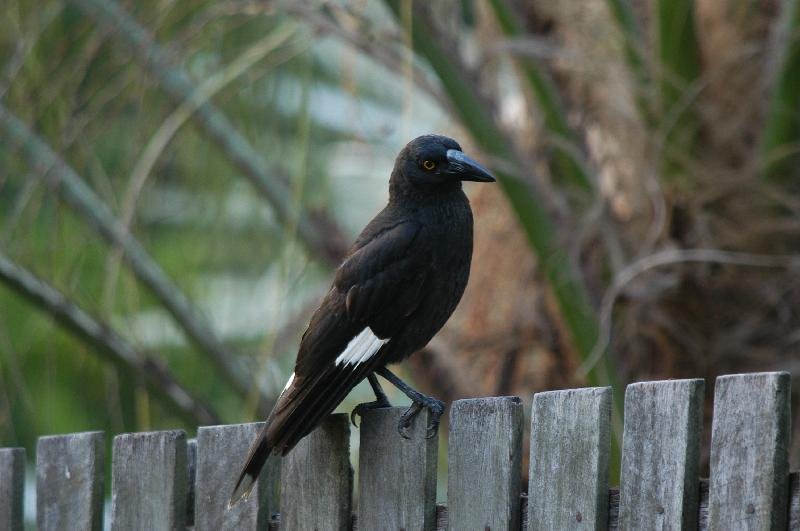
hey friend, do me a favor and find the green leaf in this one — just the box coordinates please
[762,0,800,183]
[656,0,702,179]
[486,0,592,193]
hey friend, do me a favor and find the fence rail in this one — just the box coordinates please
[1,371,798,530]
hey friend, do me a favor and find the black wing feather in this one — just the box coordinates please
[231,219,430,503]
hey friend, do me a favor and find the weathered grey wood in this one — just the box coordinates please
[520,494,529,530]
[708,372,790,530]
[36,431,104,531]
[448,396,523,530]
[698,478,709,531]
[186,438,197,527]
[435,504,448,530]
[110,429,188,530]
[195,422,279,530]
[618,379,704,530]
[280,414,351,530]
[357,406,438,530]
[436,495,526,531]
[528,387,611,531]
[608,487,620,530]
[0,447,24,531]
[789,473,800,530]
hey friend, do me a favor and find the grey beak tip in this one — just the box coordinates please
[446,149,496,183]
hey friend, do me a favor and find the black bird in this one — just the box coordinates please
[230,134,495,504]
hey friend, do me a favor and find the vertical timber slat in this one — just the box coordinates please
[789,472,800,530]
[528,387,612,531]
[186,438,197,528]
[0,447,25,531]
[448,396,523,531]
[36,431,105,531]
[281,414,352,530]
[358,406,438,530]
[110,430,188,530]
[195,422,278,530]
[698,478,710,531]
[607,488,620,530]
[618,379,704,530]
[708,372,790,530]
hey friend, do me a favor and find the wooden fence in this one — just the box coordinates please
[1,371,798,530]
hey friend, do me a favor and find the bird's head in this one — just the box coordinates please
[390,134,495,197]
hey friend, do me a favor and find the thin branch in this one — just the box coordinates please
[486,0,594,192]
[68,0,349,266]
[577,248,800,377]
[102,24,302,311]
[0,103,263,412]
[283,1,451,111]
[0,251,220,425]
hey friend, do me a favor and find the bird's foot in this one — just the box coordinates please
[350,396,392,427]
[398,395,445,440]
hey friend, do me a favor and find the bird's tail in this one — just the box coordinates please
[227,428,273,509]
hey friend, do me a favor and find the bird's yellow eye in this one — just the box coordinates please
[422,160,436,171]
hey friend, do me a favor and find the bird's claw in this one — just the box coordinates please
[398,403,421,439]
[350,398,391,427]
[397,397,445,439]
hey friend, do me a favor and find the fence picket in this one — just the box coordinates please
[619,379,704,530]
[0,447,24,531]
[698,478,710,531]
[357,406,438,530]
[186,438,197,527]
[36,431,104,531]
[110,430,187,530]
[280,414,352,530]
[448,396,523,531]
[5,371,800,529]
[789,472,800,530]
[194,423,278,530]
[528,387,612,531]
[708,372,790,530]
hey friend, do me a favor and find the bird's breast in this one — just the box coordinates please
[420,197,474,310]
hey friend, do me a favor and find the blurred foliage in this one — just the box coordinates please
[0,0,420,450]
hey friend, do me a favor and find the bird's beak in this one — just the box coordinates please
[446,149,496,182]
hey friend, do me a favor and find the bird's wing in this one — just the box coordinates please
[231,220,429,502]
[334,220,429,327]
[272,220,428,446]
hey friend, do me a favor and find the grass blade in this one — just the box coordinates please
[762,0,800,182]
[486,0,592,192]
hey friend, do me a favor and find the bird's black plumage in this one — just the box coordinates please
[230,134,494,504]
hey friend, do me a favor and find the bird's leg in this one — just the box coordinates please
[350,374,392,427]
[375,366,444,439]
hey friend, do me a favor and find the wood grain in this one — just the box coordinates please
[186,438,197,527]
[0,447,24,531]
[708,372,790,530]
[280,414,352,530]
[528,387,611,531]
[195,422,279,530]
[36,431,105,531]
[357,406,438,530]
[448,396,523,531]
[618,379,704,530]
[110,430,187,530]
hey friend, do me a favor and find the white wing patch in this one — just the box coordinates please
[335,327,389,367]
[280,372,295,396]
